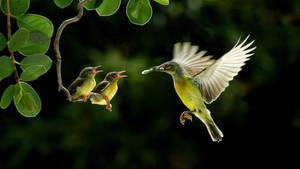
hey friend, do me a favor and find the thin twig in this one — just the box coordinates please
[6,0,20,84]
[54,0,90,101]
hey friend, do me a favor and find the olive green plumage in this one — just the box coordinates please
[68,66,102,102]
[90,71,127,111]
[142,36,256,142]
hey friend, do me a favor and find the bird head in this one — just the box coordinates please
[142,61,180,75]
[79,65,103,78]
[105,71,127,82]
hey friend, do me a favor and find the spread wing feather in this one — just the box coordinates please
[195,35,256,104]
[172,42,215,76]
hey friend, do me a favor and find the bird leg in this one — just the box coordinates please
[103,95,112,112]
[82,94,91,102]
[180,111,193,125]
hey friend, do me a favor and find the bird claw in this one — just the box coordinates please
[180,111,193,125]
[106,104,112,112]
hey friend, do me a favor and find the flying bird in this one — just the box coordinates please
[142,36,255,142]
[90,71,127,111]
[68,66,102,102]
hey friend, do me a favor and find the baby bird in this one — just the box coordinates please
[90,71,127,111]
[142,36,255,142]
[68,66,102,102]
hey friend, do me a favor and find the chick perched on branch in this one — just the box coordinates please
[90,71,127,111]
[68,66,102,102]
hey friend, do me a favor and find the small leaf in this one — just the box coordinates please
[0,0,30,17]
[0,85,16,109]
[21,54,52,71]
[8,28,30,52]
[153,0,169,5]
[54,0,73,8]
[20,65,47,82]
[96,0,121,16]
[126,0,153,26]
[0,56,14,81]
[17,14,54,38]
[19,31,51,55]
[81,0,102,10]
[0,33,7,51]
[14,82,41,117]
[22,92,38,112]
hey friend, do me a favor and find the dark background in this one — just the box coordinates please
[1,0,299,168]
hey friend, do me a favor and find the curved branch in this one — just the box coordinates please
[54,0,90,101]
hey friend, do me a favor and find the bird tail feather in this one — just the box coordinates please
[194,109,223,142]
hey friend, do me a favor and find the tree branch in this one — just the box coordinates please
[6,0,20,84]
[54,0,90,101]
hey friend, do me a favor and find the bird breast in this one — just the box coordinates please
[173,76,205,111]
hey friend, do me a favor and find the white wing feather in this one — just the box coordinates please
[172,42,215,76]
[195,35,256,104]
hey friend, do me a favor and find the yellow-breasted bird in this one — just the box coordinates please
[89,71,127,111]
[142,36,255,142]
[68,66,102,102]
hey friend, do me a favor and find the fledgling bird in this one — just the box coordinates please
[68,66,103,102]
[89,71,127,111]
[142,36,255,142]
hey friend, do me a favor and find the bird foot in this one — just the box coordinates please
[106,104,112,112]
[82,94,91,102]
[180,111,193,125]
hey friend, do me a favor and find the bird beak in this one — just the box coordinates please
[92,65,103,75]
[116,70,127,79]
[142,65,163,75]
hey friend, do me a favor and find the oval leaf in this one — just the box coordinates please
[0,56,14,81]
[20,65,47,82]
[153,0,169,5]
[126,0,153,26]
[0,85,16,109]
[8,28,30,52]
[14,82,41,117]
[81,0,102,10]
[17,14,54,38]
[0,33,7,52]
[0,0,30,17]
[54,0,73,8]
[96,0,121,16]
[21,54,52,71]
[19,31,51,55]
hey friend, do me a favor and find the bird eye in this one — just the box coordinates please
[165,64,172,70]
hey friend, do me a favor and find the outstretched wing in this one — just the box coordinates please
[93,81,110,93]
[172,42,215,76]
[195,35,256,104]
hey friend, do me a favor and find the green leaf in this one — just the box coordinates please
[17,14,54,38]
[8,28,30,52]
[20,65,47,82]
[0,85,16,109]
[0,56,14,81]
[81,0,102,10]
[54,0,73,8]
[0,0,30,17]
[96,0,121,16]
[126,0,153,26]
[153,0,169,5]
[19,31,51,55]
[21,54,52,71]
[14,82,41,117]
[0,33,7,52]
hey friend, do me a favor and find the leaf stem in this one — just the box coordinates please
[54,0,90,101]
[6,0,20,84]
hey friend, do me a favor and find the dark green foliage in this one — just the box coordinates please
[0,0,53,117]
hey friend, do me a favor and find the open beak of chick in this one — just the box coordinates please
[91,65,103,75]
[116,70,127,80]
[142,65,164,75]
